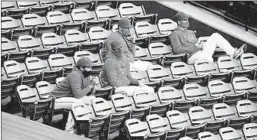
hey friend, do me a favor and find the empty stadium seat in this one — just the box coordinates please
[183,83,210,100]
[48,53,73,72]
[217,55,242,73]
[30,5,51,17]
[166,110,191,128]
[171,62,196,78]
[88,26,112,42]
[91,97,115,116]
[134,46,150,58]
[64,29,90,45]
[146,114,170,133]
[232,76,257,93]
[35,81,55,99]
[119,3,145,18]
[1,2,17,9]
[21,14,48,27]
[46,11,72,25]
[95,5,120,20]
[17,35,42,51]
[73,1,95,10]
[198,131,220,140]
[146,64,172,82]
[212,103,238,120]
[71,8,97,23]
[236,99,257,117]
[111,93,133,111]
[219,127,244,140]
[2,16,22,30]
[194,59,219,75]
[157,18,177,35]
[3,60,27,78]
[41,32,67,48]
[240,53,257,70]
[41,69,63,84]
[16,84,39,105]
[133,87,158,108]
[11,27,34,41]
[61,22,86,34]
[134,21,159,38]
[51,3,74,14]
[34,25,60,37]
[148,42,172,57]
[25,57,49,74]
[86,19,109,31]
[125,118,151,139]
[243,123,257,140]
[162,54,188,67]
[188,106,214,125]
[158,86,185,104]
[7,8,29,19]
[1,76,19,107]
[17,2,39,8]
[1,37,18,53]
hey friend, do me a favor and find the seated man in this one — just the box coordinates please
[170,12,247,64]
[101,41,139,87]
[51,57,97,110]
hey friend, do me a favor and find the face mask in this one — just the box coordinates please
[82,70,92,77]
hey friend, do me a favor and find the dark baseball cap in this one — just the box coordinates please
[76,57,93,67]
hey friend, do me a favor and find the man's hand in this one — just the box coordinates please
[127,32,136,44]
[195,42,203,50]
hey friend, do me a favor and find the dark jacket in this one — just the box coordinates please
[102,31,135,62]
[170,28,200,56]
[101,51,138,87]
[51,67,93,99]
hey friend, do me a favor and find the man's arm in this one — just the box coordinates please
[105,59,130,87]
[170,33,200,54]
[68,73,93,99]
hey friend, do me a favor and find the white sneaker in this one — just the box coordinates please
[233,43,247,59]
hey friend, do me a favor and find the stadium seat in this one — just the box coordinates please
[179,136,194,140]
[133,14,158,25]
[51,3,74,14]
[41,69,63,84]
[193,59,219,76]
[34,25,60,37]
[145,132,166,140]
[73,1,95,10]
[236,99,257,117]
[104,110,129,140]
[183,83,210,100]
[217,55,242,73]
[146,64,172,82]
[19,72,41,88]
[232,76,257,93]
[150,34,171,45]
[185,75,209,86]
[157,18,177,35]
[25,57,49,74]
[118,3,145,18]
[188,106,214,125]
[232,69,255,80]
[86,19,109,31]
[125,118,151,140]
[219,127,244,140]
[1,30,11,39]
[91,97,115,116]
[184,123,206,139]
[95,5,120,20]
[198,131,220,140]
[55,44,78,57]
[166,110,191,128]
[46,11,73,25]
[243,123,257,140]
[173,100,197,112]
[240,53,257,70]
[96,1,118,9]
[2,16,22,30]
[48,53,73,73]
[170,62,196,78]
[3,60,27,78]
[41,32,67,48]
[133,91,158,109]
[64,29,90,45]
[1,76,19,107]
[60,22,87,34]
[134,21,159,38]
[148,42,172,57]
[209,72,232,83]
[11,27,34,41]
[88,26,112,42]
[158,86,185,104]
[30,5,51,17]
[35,81,55,99]
[150,101,170,117]
[111,93,134,111]
[17,2,39,8]
[134,46,150,59]
[7,8,29,19]
[146,114,170,133]
[1,37,18,53]
[1,2,17,9]
[30,47,55,60]
[17,35,42,51]
[39,1,62,6]
[21,14,48,28]
[162,54,188,67]
[208,79,245,105]
[165,128,185,140]
[71,8,97,23]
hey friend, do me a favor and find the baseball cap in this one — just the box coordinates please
[118,18,132,28]
[76,57,93,67]
[111,41,123,50]
[174,12,190,22]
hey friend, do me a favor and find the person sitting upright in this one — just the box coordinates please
[170,12,247,64]
[101,41,139,87]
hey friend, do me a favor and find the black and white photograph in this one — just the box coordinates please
[1,1,257,140]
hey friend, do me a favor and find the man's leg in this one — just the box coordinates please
[201,33,235,58]
[54,97,79,110]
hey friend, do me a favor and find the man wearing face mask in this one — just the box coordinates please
[170,12,247,64]
[51,56,97,110]
[101,41,139,87]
